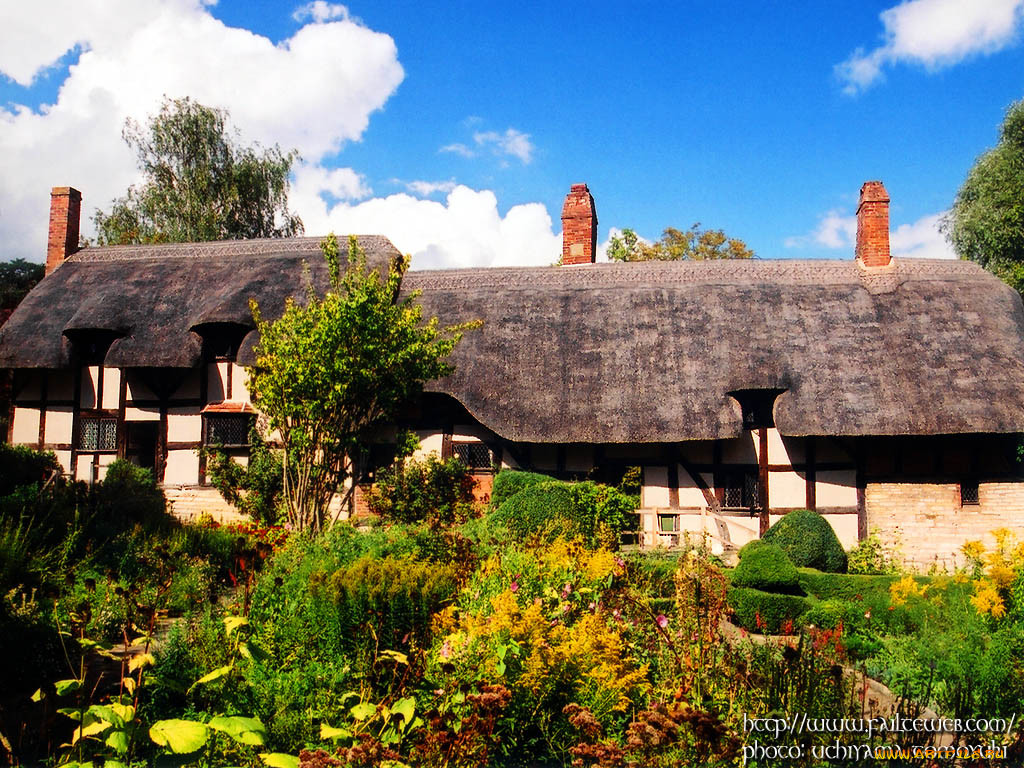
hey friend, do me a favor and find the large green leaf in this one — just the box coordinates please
[320,724,352,741]
[55,678,82,696]
[390,697,415,726]
[350,702,377,721]
[208,715,267,746]
[149,719,210,753]
[260,753,299,768]
[105,729,130,754]
[188,664,232,692]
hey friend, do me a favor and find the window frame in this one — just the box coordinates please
[77,414,119,452]
[960,480,980,507]
[450,441,494,472]
[202,413,253,449]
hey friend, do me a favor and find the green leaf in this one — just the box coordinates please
[30,688,44,702]
[260,753,299,768]
[319,724,351,741]
[238,641,270,663]
[129,652,156,672]
[379,649,408,665]
[188,664,232,692]
[390,698,415,725]
[88,704,125,728]
[106,728,130,754]
[58,707,82,721]
[149,719,210,753]
[55,678,82,696]
[208,715,267,746]
[224,616,249,636]
[104,758,128,768]
[350,702,377,721]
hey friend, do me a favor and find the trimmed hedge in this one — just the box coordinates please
[729,587,810,634]
[797,569,899,602]
[490,480,575,539]
[732,542,802,595]
[761,509,848,573]
[490,470,553,509]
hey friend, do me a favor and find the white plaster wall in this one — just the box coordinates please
[679,441,712,463]
[768,430,806,464]
[678,465,708,507]
[49,374,73,401]
[75,455,93,482]
[11,407,40,444]
[565,445,592,472]
[532,444,558,471]
[643,465,670,508]
[96,454,117,482]
[814,438,852,462]
[101,367,121,411]
[44,407,73,445]
[167,410,201,443]
[125,406,160,422]
[126,376,155,402]
[165,450,200,485]
[769,470,806,508]
[817,470,858,507]
[55,450,72,474]
[80,366,98,409]
[822,514,859,549]
[722,434,756,464]
[452,424,491,442]
[412,432,444,460]
[233,365,251,402]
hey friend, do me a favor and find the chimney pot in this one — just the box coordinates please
[46,186,82,276]
[856,180,890,268]
[561,183,598,265]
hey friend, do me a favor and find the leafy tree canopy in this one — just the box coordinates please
[94,97,302,245]
[247,235,474,533]
[944,99,1024,293]
[0,258,45,312]
[607,224,754,262]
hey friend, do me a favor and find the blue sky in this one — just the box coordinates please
[2,0,1024,267]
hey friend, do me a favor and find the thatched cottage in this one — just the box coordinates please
[3,182,1024,565]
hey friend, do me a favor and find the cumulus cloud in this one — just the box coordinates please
[292,1,349,23]
[295,184,561,270]
[439,126,535,164]
[837,0,1024,94]
[785,208,955,258]
[0,0,403,261]
[404,179,457,196]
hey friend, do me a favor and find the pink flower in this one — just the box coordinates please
[510,580,519,593]
[440,640,451,659]
[656,614,669,629]
[612,609,622,621]
[561,583,572,598]
[562,602,572,613]
[615,557,626,570]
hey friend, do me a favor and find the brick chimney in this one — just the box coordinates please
[46,186,82,275]
[561,183,598,265]
[855,180,890,268]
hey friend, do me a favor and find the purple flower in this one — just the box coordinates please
[656,614,669,629]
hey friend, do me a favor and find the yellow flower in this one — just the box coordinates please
[889,575,922,606]
[961,540,985,562]
[970,579,1006,619]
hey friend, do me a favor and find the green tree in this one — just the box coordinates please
[94,97,302,245]
[944,100,1024,293]
[0,258,45,315]
[607,224,754,262]
[247,235,472,533]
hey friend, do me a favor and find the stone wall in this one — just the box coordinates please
[866,481,1024,570]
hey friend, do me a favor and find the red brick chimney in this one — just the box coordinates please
[46,186,82,275]
[855,180,890,268]
[561,183,598,265]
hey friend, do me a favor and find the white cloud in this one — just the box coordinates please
[0,0,403,261]
[297,184,561,269]
[784,209,857,249]
[890,211,956,259]
[838,0,1024,94]
[473,128,534,164]
[292,163,371,206]
[785,208,956,259]
[292,1,349,23]
[404,179,457,196]
[438,126,535,164]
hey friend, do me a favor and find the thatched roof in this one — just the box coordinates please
[405,258,1024,441]
[0,237,400,370]
[3,237,1024,440]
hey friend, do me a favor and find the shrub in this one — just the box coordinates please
[729,587,809,633]
[314,554,458,655]
[847,528,900,574]
[762,509,848,573]
[489,480,637,547]
[368,455,475,525]
[0,443,59,497]
[96,459,168,528]
[205,431,283,526]
[490,470,552,509]
[732,542,802,595]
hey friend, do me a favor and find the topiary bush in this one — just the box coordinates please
[729,587,809,634]
[761,508,848,573]
[489,480,574,540]
[732,542,803,595]
[489,479,637,547]
[490,469,553,509]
